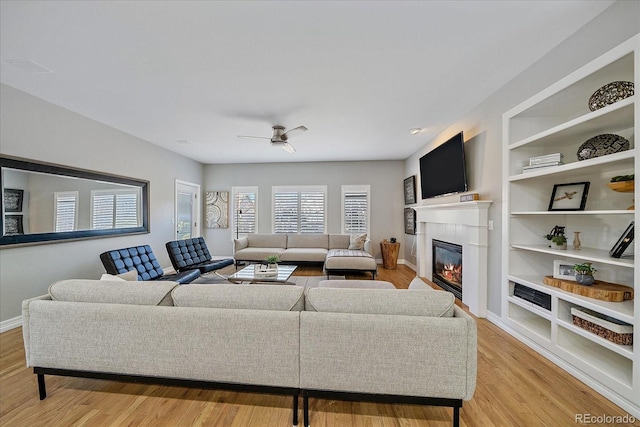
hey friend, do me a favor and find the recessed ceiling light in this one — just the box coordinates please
[409,128,422,135]
[5,59,53,74]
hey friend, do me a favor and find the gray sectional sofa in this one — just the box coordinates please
[22,278,477,427]
[233,233,378,278]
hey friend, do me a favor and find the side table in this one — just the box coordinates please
[380,240,400,269]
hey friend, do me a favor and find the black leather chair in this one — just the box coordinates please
[100,245,200,284]
[165,237,234,274]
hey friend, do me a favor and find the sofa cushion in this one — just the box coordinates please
[305,287,455,317]
[49,279,178,306]
[234,248,285,262]
[247,233,287,248]
[280,248,328,263]
[348,233,367,250]
[287,234,329,249]
[172,284,305,311]
[329,234,351,249]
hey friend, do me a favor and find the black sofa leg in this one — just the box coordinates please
[303,392,309,427]
[37,373,46,400]
[292,394,299,426]
[453,405,460,427]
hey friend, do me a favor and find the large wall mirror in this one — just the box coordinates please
[1,156,149,247]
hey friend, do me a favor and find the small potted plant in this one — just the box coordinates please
[544,225,567,250]
[265,255,280,269]
[574,262,597,286]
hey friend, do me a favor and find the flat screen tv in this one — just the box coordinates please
[419,131,468,199]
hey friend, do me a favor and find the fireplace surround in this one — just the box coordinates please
[414,201,491,317]
[432,239,463,300]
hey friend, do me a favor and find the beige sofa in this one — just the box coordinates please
[233,233,378,278]
[22,278,477,427]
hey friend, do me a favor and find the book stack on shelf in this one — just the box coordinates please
[523,153,564,173]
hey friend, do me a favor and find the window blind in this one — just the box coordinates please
[342,185,370,234]
[273,186,326,233]
[54,191,78,232]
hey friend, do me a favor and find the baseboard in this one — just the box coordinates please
[1,315,22,333]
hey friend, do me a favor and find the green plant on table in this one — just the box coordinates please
[265,255,280,265]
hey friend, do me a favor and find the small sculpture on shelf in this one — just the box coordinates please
[573,262,597,286]
[544,225,567,250]
[573,231,581,250]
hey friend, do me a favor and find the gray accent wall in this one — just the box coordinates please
[203,161,405,259]
[404,1,640,317]
[0,84,204,322]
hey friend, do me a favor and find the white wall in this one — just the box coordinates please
[0,84,204,322]
[203,161,405,260]
[405,0,640,316]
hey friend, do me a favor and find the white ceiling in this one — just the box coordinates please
[1,1,615,164]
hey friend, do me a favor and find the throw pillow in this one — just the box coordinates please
[348,233,367,250]
[100,273,125,281]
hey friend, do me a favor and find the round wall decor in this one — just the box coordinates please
[576,134,629,161]
[588,81,634,111]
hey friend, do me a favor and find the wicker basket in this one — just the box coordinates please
[571,307,633,346]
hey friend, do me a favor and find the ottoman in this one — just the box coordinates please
[324,249,378,279]
[318,280,395,289]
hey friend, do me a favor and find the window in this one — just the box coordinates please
[342,185,370,235]
[91,189,141,229]
[54,191,78,232]
[273,185,326,233]
[232,186,258,239]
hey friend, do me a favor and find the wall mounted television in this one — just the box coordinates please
[419,131,468,199]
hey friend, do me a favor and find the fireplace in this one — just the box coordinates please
[432,239,462,300]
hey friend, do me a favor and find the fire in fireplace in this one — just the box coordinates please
[432,239,462,300]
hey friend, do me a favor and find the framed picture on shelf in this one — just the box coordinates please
[548,181,590,211]
[609,221,634,258]
[553,260,576,281]
[403,176,416,205]
[3,188,24,212]
[404,208,416,235]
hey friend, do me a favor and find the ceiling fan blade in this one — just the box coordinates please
[281,142,296,154]
[237,135,271,140]
[281,125,308,141]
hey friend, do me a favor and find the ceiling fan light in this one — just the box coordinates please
[410,128,422,135]
[281,143,296,154]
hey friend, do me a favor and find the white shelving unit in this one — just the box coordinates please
[501,34,639,416]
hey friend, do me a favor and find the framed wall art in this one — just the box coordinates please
[404,208,416,235]
[4,214,24,235]
[205,191,229,229]
[548,181,590,211]
[3,188,24,212]
[404,175,416,205]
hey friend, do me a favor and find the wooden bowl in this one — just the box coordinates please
[607,180,634,192]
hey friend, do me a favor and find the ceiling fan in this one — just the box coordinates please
[238,125,308,153]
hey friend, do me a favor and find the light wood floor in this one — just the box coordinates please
[1,265,635,426]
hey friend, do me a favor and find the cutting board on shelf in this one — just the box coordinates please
[543,276,634,302]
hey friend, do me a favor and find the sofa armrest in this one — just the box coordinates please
[22,294,52,366]
[234,236,249,252]
[300,312,477,400]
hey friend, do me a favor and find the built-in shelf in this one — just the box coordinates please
[502,34,639,416]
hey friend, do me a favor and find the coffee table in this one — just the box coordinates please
[227,264,297,284]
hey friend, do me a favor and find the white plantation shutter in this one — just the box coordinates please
[273,186,326,233]
[342,185,370,234]
[91,189,140,229]
[54,191,78,232]
[232,187,257,236]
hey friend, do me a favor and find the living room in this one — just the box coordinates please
[2,1,640,425]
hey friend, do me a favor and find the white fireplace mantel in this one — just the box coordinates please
[414,201,492,317]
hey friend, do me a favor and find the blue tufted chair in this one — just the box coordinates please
[165,237,234,274]
[100,245,200,284]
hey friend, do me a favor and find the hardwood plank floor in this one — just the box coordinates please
[1,265,635,426]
